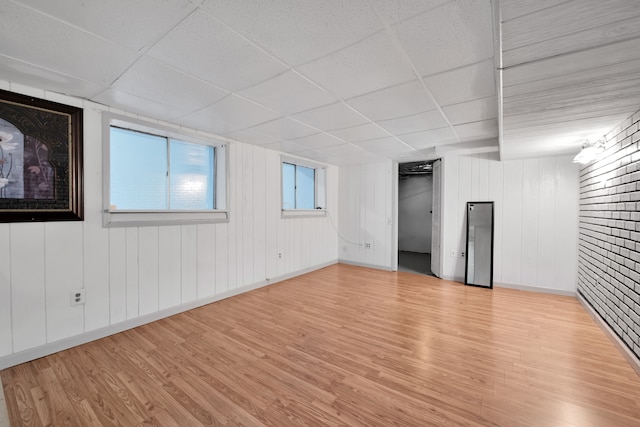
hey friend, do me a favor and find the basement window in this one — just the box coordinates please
[281,156,326,218]
[103,113,228,227]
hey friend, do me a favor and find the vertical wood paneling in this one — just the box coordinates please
[0,80,341,366]
[471,156,480,199]
[180,225,197,303]
[478,153,490,201]
[196,224,215,298]
[138,227,159,315]
[501,161,524,284]
[442,156,459,278]
[536,159,556,288]
[44,223,84,342]
[82,101,110,332]
[487,159,504,283]
[457,156,472,279]
[235,143,244,289]
[0,224,12,357]
[242,144,254,285]
[10,224,46,352]
[214,223,228,294]
[374,162,386,267]
[125,228,139,320]
[365,163,375,264]
[554,156,579,291]
[521,159,539,286]
[253,146,266,283]
[109,228,126,324]
[226,144,238,289]
[158,226,181,310]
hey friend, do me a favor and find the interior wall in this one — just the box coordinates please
[0,80,339,368]
[338,160,394,269]
[398,175,432,253]
[577,109,640,361]
[441,153,580,294]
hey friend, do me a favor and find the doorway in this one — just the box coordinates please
[397,161,437,276]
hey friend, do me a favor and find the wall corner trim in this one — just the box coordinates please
[577,292,640,377]
[338,259,393,271]
[0,260,338,370]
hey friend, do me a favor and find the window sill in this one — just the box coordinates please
[103,210,229,227]
[281,209,327,219]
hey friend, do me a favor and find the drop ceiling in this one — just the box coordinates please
[0,0,638,165]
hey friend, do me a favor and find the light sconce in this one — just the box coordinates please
[573,139,605,164]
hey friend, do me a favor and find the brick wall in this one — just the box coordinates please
[578,110,640,360]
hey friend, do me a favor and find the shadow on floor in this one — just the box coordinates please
[398,251,434,276]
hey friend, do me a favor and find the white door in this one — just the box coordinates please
[431,159,442,277]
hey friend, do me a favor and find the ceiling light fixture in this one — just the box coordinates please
[573,139,605,164]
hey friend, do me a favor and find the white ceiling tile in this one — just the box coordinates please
[325,152,384,165]
[0,54,103,99]
[179,95,281,131]
[378,109,449,135]
[292,103,368,130]
[13,0,198,51]
[92,88,185,122]
[112,57,228,118]
[369,0,451,24]
[200,0,382,65]
[148,10,287,91]
[290,133,345,150]
[454,119,498,139]
[398,128,458,149]
[0,1,137,86]
[291,149,332,163]
[393,0,494,76]
[424,60,496,105]
[346,80,436,121]
[328,123,390,142]
[222,128,280,146]
[237,71,336,115]
[442,97,497,125]
[297,32,414,99]
[320,143,368,157]
[249,117,318,140]
[500,0,571,22]
[355,136,415,156]
[262,140,308,153]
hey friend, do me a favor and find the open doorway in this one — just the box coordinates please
[397,160,439,276]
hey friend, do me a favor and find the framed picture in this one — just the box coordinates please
[0,89,83,222]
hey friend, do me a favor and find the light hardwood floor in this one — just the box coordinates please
[2,264,640,426]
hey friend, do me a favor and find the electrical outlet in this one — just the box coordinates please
[71,289,85,306]
[461,252,465,258]
[365,243,371,248]
[278,252,282,259]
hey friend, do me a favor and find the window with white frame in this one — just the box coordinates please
[103,113,228,227]
[281,157,326,215]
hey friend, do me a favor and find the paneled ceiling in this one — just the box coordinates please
[0,0,639,165]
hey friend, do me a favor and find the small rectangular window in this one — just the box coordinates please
[103,113,228,227]
[281,157,326,215]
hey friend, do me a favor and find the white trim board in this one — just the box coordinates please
[338,259,393,271]
[0,260,337,370]
[577,292,640,377]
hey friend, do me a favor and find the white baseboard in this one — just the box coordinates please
[577,292,640,377]
[0,260,338,370]
[494,282,576,297]
[338,259,393,271]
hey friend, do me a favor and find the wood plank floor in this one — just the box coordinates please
[2,264,640,426]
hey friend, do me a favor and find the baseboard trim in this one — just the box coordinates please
[577,292,640,377]
[0,260,338,370]
[338,259,393,271]
[494,282,576,297]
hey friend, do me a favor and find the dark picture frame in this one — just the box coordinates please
[0,89,83,222]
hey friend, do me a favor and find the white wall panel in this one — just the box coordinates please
[521,159,540,286]
[10,224,46,352]
[441,153,579,293]
[339,160,393,269]
[0,224,12,357]
[181,225,198,303]
[44,223,84,342]
[125,228,139,320]
[138,227,159,315]
[108,228,126,325]
[158,226,181,310]
[0,80,339,369]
